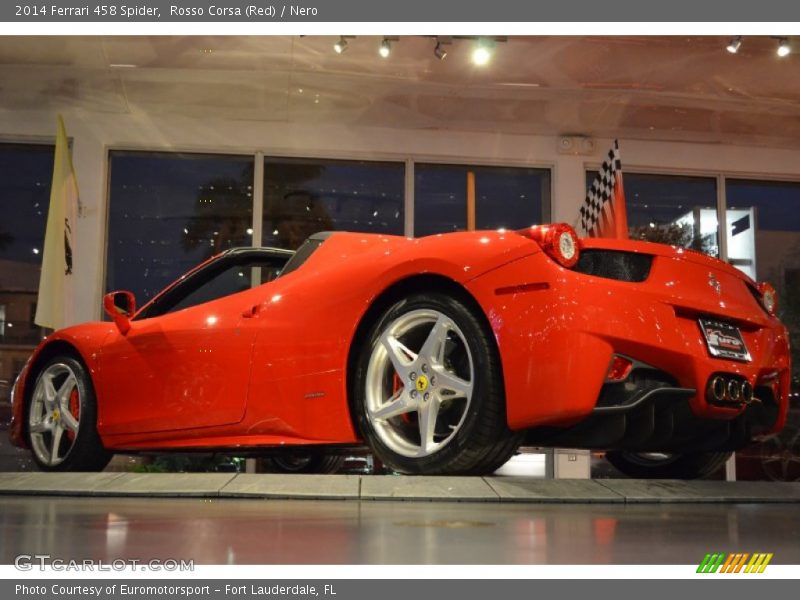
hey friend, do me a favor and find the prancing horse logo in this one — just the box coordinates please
[708,272,721,295]
[415,375,429,392]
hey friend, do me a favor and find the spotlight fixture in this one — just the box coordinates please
[471,38,494,66]
[379,37,391,58]
[777,38,791,57]
[434,40,447,60]
[726,36,742,54]
[334,36,349,54]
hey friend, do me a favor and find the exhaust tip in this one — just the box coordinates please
[741,380,754,404]
[727,378,742,402]
[710,376,727,402]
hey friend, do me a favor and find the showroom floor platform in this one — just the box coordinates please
[1,472,800,503]
[1,495,799,564]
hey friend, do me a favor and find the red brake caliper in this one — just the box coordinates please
[67,389,80,441]
[392,372,403,394]
[392,372,413,424]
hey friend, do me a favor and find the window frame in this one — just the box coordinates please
[413,161,553,236]
[583,167,720,256]
[583,161,800,264]
[103,148,259,308]
[0,139,57,347]
[0,139,58,263]
[261,154,408,249]
[411,157,553,230]
[100,143,554,320]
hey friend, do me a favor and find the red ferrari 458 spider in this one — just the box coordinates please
[9,225,791,477]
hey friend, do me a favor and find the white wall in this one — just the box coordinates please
[3,107,800,324]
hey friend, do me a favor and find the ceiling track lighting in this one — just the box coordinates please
[325,35,504,63]
[333,35,350,54]
[726,36,742,54]
[379,37,392,58]
[434,37,448,60]
[776,38,791,57]
[471,38,495,66]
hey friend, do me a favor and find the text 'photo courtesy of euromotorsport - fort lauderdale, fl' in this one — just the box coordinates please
[16,584,331,597]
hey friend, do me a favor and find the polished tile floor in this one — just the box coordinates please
[1,495,798,565]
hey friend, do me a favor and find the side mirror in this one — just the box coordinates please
[103,291,136,335]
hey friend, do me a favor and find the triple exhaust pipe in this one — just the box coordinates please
[708,374,754,405]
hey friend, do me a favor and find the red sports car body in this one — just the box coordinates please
[9,227,791,476]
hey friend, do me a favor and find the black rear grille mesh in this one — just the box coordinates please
[574,250,653,282]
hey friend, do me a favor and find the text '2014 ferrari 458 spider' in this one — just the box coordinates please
[9,225,791,478]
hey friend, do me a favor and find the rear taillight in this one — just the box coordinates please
[757,282,778,316]
[518,223,580,268]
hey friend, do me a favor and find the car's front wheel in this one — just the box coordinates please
[26,355,112,472]
[352,292,521,475]
[605,450,732,479]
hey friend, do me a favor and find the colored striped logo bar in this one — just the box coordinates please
[697,553,773,573]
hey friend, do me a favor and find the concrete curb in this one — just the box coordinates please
[1,472,799,503]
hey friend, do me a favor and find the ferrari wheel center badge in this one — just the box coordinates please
[415,375,429,392]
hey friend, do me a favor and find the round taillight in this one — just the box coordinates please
[757,282,778,315]
[557,228,578,263]
[546,224,580,268]
[517,223,581,268]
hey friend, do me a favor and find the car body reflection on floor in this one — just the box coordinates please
[1,496,798,565]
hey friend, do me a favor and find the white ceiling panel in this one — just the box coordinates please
[0,35,797,148]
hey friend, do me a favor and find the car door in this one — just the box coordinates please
[97,249,291,435]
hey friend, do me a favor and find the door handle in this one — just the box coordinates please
[242,304,260,318]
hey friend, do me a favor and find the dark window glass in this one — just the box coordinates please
[414,164,551,237]
[726,179,800,386]
[136,252,290,320]
[262,158,404,250]
[168,260,278,314]
[0,143,53,402]
[585,172,719,256]
[107,151,254,302]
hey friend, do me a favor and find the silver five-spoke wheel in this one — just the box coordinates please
[365,308,474,458]
[354,293,521,475]
[28,362,82,467]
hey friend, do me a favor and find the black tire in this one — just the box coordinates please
[605,450,732,479]
[262,454,345,474]
[25,355,113,472]
[352,292,522,475]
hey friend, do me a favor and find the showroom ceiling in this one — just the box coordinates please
[0,35,798,148]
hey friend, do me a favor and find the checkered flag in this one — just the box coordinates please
[577,140,628,239]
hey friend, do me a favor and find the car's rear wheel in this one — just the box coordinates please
[26,356,112,472]
[353,292,521,475]
[605,450,732,479]
[759,426,800,481]
[262,454,345,474]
